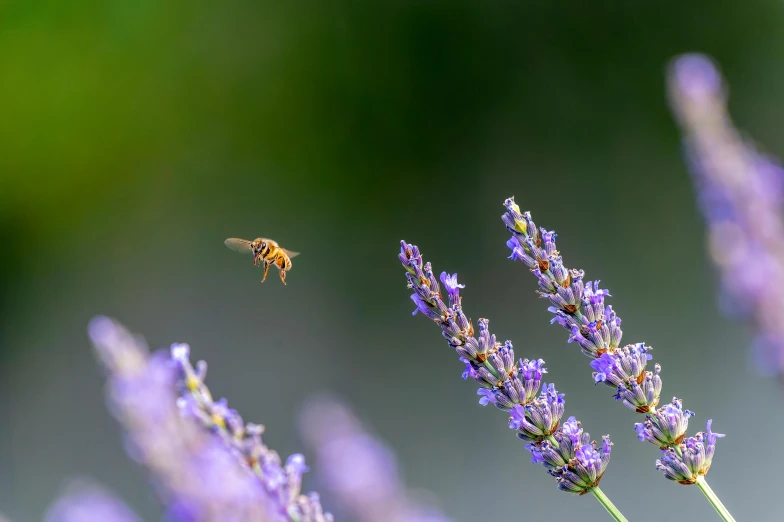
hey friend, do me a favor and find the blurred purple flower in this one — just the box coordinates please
[398,242,612,495]
[44,481,142,522]
[501,198,723,485]
[668,52,784,377]
[88,316,331,522]
[169,340,333,522]
[300,396,453,522]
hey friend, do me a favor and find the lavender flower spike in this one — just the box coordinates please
[502,201,734,520]
[502,199,711,439]
[668,53,784,378]
[398,242,625,521]
[170,341,333,522]
[88,316,332,522]
[300,395,453,522]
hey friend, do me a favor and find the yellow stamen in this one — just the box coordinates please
[186,376,200,392]
[211,414,226,429]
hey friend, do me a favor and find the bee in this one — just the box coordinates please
[224,237,300,285]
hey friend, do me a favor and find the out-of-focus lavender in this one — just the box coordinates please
[87,316,331,522]
[44,481,142,522]
[299,396,452,522]
[668,53,784,377]
[171,343,332,522]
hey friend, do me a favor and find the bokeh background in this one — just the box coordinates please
[2,1,784,521]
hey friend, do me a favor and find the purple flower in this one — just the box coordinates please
[477,388,496,406]
[523,416,612,494]
[656,420,726,484]
[669,53,784,378]
[590,344,660,413]
[409,294,434,319]
[88,316,332,522]
[44,481,142,522]
[399,240,422,270]
[398,241,611,494]
[439,271,465,305]
[590,353,616,383]
[634,397,694,447]
[459,356,478,380]
[168,339,333,522]
[508,383,565,442]
[501,199,724,484]
[300,396,454,522]
[520,358,547,381]
[506,237,533,266]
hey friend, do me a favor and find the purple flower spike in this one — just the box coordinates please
[669,53,784,378]
[169,337,333,522]
[301,396,454,522]
[398,241,611,494]
[501,199,724,484]
[88,316,332,522]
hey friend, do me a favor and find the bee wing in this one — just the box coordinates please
[224,238,254,254]
[281,248,301,259]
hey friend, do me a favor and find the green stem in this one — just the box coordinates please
[696,476,736,522]
[589,487,629,522]
[483,359,498,377]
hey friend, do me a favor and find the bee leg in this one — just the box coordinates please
[279,269,287,285]
[261,261,270,283]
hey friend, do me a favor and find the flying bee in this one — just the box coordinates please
[224,237,300,285]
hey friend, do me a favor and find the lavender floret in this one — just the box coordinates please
[656,420,725,484]
[634,397,694,447]
[527,417,614,494]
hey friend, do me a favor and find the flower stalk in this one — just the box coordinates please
[589,487,629,522]
[696,477,736,522]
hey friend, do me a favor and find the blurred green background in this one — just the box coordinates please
[2,1,784,520]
